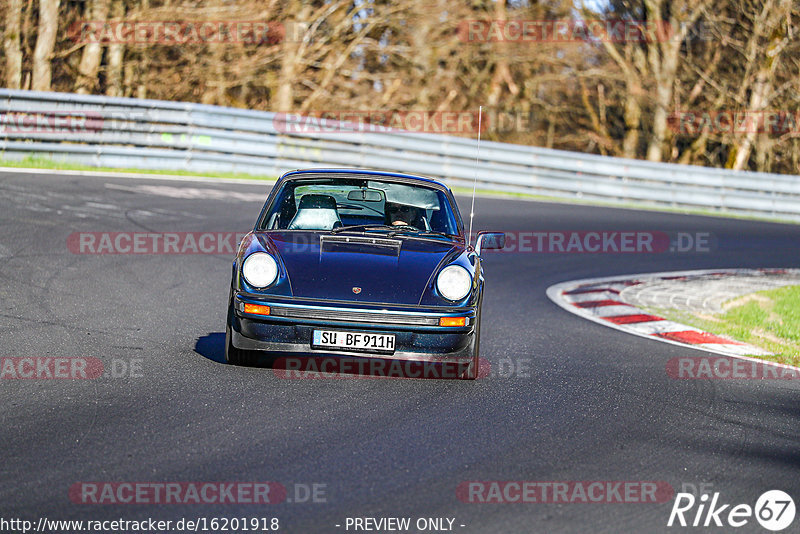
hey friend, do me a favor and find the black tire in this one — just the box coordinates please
[460,309,481,380]
[225,323,242,365]
[225,305,255,366]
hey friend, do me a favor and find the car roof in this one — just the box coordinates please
[279,168,451,191]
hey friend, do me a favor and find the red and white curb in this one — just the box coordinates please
[546,268,795,359]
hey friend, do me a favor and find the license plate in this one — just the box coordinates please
[312,330,395,353]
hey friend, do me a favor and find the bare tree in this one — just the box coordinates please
[31,0,61,91]
[3,0,24,89]
[599,39,645,158]
[586,0,712,161]
[104,0,125,96]
[727,0,792,170]
[3,0,799,174]
[275,0,312,110]
[486,0,519,107]
[75,0,111,94]
[644,0,711,162]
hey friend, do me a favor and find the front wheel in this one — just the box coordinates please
[225,306,256,366]
[459,310,481,380]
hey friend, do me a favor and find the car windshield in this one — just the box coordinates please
[260,176,460,235]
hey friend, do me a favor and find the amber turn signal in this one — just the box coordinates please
[439,316,467,327]
[244,303,271,316]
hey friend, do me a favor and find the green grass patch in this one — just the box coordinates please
[643,285,800,367]
[0,155,277,181]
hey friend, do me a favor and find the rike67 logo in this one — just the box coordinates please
[668,490,795,531]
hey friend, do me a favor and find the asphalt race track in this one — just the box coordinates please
[1,170,799,533]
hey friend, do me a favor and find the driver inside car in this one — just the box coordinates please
[385,202,422,227]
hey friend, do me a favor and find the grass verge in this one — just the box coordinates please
[0,155,276,181]
[642,285,800,367]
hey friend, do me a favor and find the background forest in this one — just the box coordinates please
[2,0,799,174]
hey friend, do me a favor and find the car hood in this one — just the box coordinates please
[266,232,461,304]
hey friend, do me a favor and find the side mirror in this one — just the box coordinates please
[475,232,505,256]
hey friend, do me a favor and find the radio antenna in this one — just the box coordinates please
[468,106,482,248]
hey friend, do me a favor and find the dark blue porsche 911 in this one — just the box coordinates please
[225,169,504,379]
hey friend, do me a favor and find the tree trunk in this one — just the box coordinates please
[275,1,311,110]
[135,0,149,99]
[622,94,642,159]
[75,0,111,94]
[730,0,788,170]
[644,0,683,162]
[32,0,61,91]
[645,41,679,162]
[600,39,643,159]
[730,72,769,170]
[3,0,24,89]
[104,0,125,96]
[486,0,519,107]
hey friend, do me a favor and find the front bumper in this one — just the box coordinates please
[230,292,477,363]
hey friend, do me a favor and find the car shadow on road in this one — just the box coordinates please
[192,333,480,379]
[194,333,226,363]
[194,332,279,368]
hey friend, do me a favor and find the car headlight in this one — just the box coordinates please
[436,265,472,301]
[242,252,278,288]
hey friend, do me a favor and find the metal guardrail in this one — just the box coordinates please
[2,88,799,220]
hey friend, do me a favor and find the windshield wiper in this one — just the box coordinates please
[386,228,454,239]
[331,224,455,240]
[330,224,395,234]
